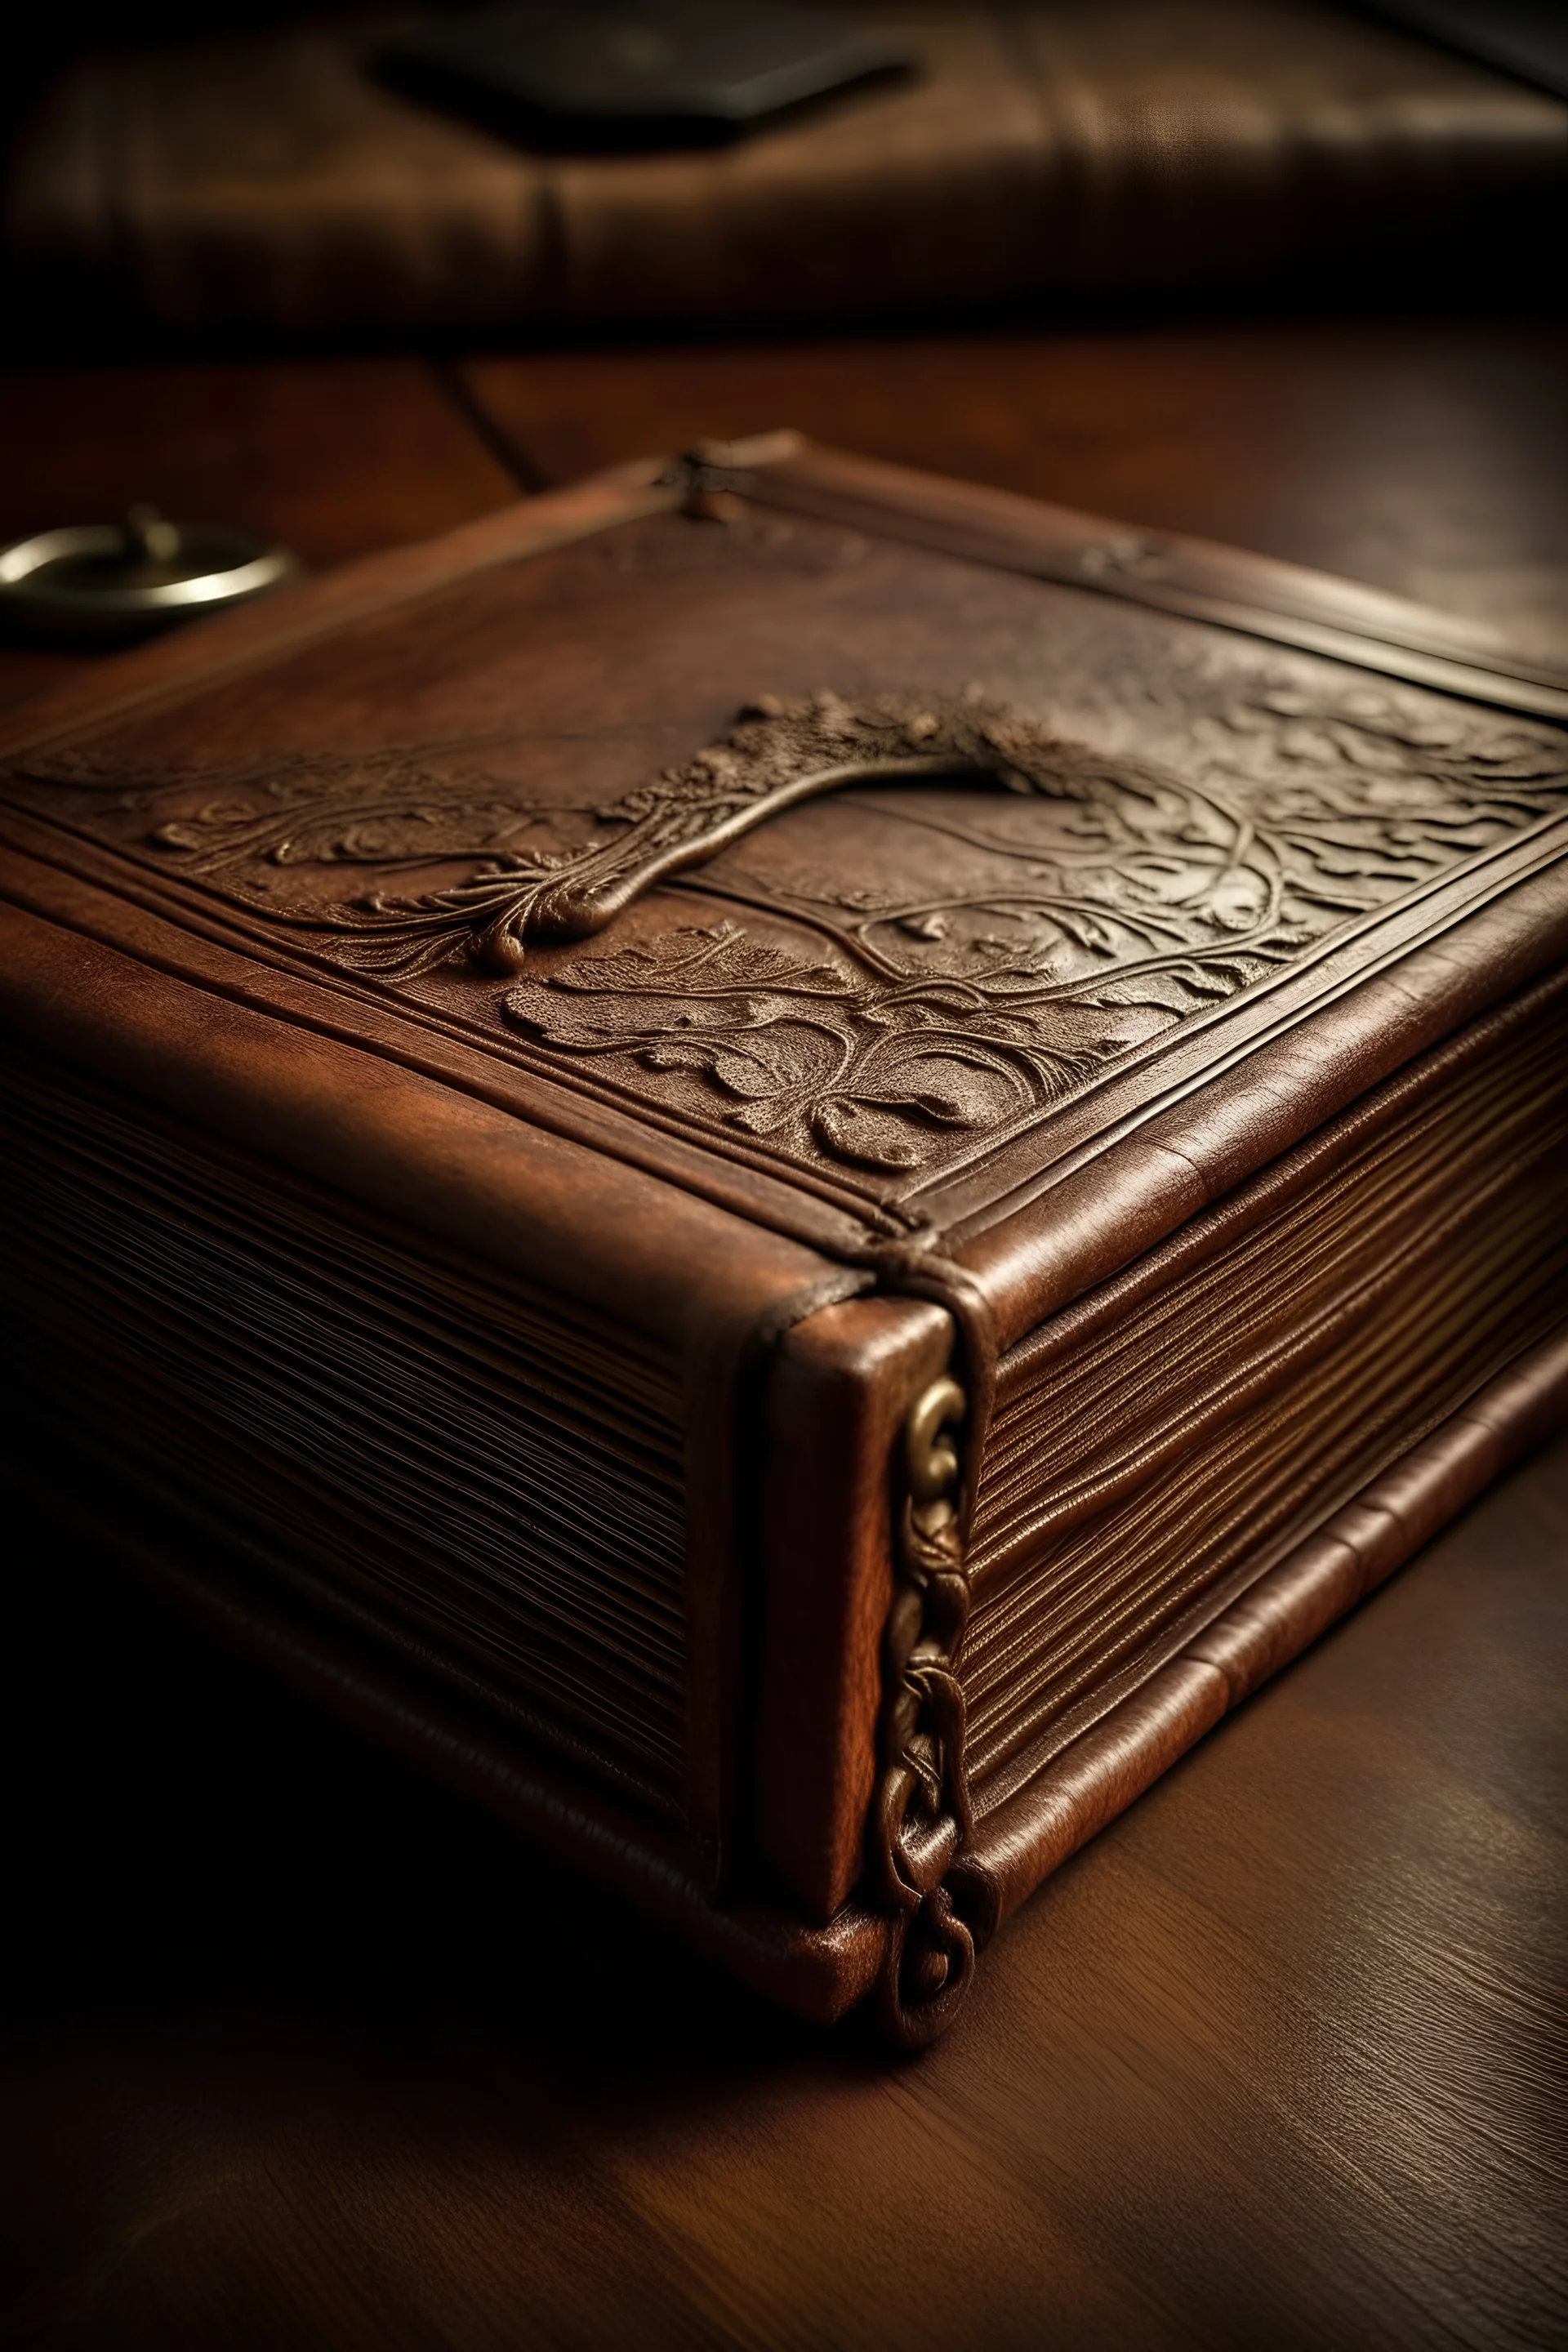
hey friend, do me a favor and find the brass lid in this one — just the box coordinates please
[0,506,299,641]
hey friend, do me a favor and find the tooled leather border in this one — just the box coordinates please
[709,436,1568,718]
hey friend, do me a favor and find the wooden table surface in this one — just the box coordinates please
[2,320,1565,2352]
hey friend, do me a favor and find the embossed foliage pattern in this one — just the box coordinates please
[8,683,1566,1181]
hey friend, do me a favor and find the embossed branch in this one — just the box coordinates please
[12,682,1562,1179]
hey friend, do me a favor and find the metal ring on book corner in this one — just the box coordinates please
[0,506,299,643]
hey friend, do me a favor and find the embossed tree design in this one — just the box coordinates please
[497,689,1568,1170]
[13,686,1565,1174]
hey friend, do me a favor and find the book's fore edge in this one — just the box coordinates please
[0,866,982,1995]
[703,435,1568,715]
[0,890,880,1874]
[8,1296,1558,2041]
[0,858,984,2027]
[0,1427,889,2027]
[951,1321,1568,1942]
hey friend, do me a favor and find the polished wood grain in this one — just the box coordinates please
[0,358,521,561]
[2,320,1564,2350]
[0,359,519,706]
[462,322,1568,650]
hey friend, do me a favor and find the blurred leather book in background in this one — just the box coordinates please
[6,0,1566,340]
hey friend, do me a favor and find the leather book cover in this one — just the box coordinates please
[9,0,1566,335]
[2,435,1565,2041]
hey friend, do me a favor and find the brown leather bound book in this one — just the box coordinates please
[2,438,1566,2042]
[10,0,1566,334]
